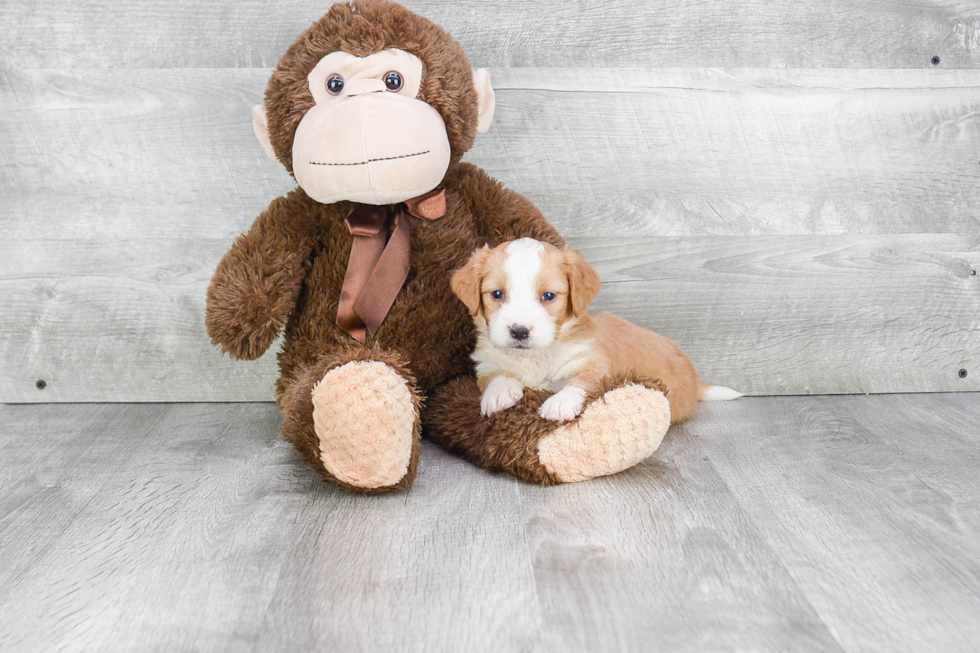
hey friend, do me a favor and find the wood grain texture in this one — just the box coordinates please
[1,0,978,69]
[2,65,979,401]
[3,67,980,240]
[0,404,172,608]
[0,238,282,403]
[1,234,976,402]
[1,396,979,651]
[697,393,980,652]
[251,439,546,652]
[0,403,311,651]
[581,233,980,396]
[517,445,842,652]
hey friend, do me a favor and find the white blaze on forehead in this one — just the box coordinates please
[503,238,544,301]
[486,238,557,349]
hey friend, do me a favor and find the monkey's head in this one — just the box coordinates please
[253,0,495,206]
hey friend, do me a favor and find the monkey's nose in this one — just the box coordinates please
[509,325,531,341]
[344,78,387,96]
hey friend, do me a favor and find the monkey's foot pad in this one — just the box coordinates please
[537,384,671,483]
[311,361,417,489]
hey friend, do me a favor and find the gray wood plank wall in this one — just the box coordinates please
[1,2,978,402]
[3,1,979,69]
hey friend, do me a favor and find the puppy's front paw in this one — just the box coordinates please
[481,375,525,417]
[539,386,587,422]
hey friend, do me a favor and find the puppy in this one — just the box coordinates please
[450,238,741,423]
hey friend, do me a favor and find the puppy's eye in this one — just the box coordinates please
[383,71,403,92]
[490,290,505,301]
[326,75,345,95]
[541,292,556,302]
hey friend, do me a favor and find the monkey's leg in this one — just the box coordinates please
[422,374,671,485]
[278,346,423,493]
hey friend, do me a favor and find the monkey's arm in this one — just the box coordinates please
[451,163,565,248]
[205,192,319,360]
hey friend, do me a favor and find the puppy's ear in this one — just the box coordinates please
[451,246,492,316]
[563,247,601,317]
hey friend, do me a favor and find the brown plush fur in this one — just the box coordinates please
[205,0,660,492]
[264,0,479,172]
[423,373,669,485]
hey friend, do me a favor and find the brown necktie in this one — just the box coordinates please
[336,188,447,343]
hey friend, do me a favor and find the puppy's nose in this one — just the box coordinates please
[509,325,531,341]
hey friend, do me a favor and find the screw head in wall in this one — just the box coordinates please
[36,380,47,390]
[931,56,941,65]
[959,369,969,378]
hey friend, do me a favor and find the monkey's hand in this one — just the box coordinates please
[205,254,290,360]
[205,195,317,361]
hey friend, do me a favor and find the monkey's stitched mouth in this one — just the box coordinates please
[309,150,430,167]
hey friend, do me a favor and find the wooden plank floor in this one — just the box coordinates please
[1,394,978,652]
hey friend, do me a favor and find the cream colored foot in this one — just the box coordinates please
[537,384,671,483]
[312,361,416,489]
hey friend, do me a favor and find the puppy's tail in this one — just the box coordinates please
[697,383,743,402]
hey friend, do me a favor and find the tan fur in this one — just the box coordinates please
[592,312,699,423]
[562,247,601,318]
[455,240,702,424]
[449,245,497,317]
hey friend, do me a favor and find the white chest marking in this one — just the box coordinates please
[473,329,594,392]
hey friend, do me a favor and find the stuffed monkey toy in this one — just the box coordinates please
[205,0,672,493]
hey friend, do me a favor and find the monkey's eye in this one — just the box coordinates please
[541,292,556,302]
[383,71,403,92]
[490,290,505,301]
[326,75,345,95]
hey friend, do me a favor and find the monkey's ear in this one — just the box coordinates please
[252,105,278,162]
[472,69,495,134]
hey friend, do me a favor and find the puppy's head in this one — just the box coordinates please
[451,238,601,350]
